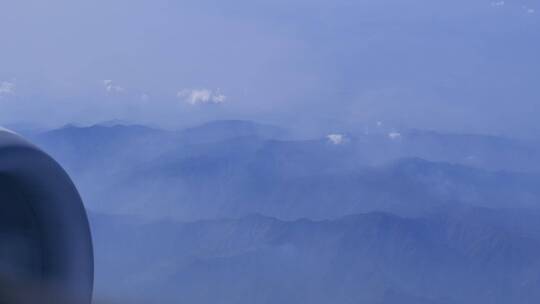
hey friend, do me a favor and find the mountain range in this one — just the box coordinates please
[13,120,540,303]
[25,121,540,220]
[91,207,540,304]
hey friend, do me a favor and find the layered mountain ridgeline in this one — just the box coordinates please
[91,208,540,304]
[15,120,540,303]
[20,121,540,220]
[28,121,540,175]
[94,154,540,220]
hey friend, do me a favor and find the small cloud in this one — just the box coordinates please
[177,89,227,105]
[376,121,383,127]
[522,5,536,13]
[0,81,15,97]
[140,93,150,102]
[388,132,402,140]
[327,134,347,145]
[491,1,505,7]
[103,80,124,93]
[212,93,227,103]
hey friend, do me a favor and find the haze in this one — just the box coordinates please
[1,0,539,137]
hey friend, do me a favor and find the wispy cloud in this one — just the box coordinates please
[327,134,347,145]
[0,81,15,97]
[490,1,505,7]
[388,132,402,140]
[177,89,226,105]
[520,5,536,14]
[103,80,124,93]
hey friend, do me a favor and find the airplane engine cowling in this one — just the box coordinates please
[0,128,93,304]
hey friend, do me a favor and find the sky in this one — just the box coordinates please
[0,0,539,137]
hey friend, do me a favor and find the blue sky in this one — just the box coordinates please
[0,0,539,137]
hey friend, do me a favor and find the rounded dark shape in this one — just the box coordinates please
[0,128,93,304]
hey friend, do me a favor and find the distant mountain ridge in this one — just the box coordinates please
[24,120,540,219]
[27,120,540,171]
[179,120,288,144]
[15,119,540,303]
[92,208,540,304]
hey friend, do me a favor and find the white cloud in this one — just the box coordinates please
[140,93,150,102]
[491,1,505,7]
[212,93,227,103]
[0,81,15,97]
[103,80,124,93]
[177,89,227,105]
[388,132,402,140]
[327,134,347,145]
[521,5,536,13]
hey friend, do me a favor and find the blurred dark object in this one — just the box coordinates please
[0,128,93,304]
